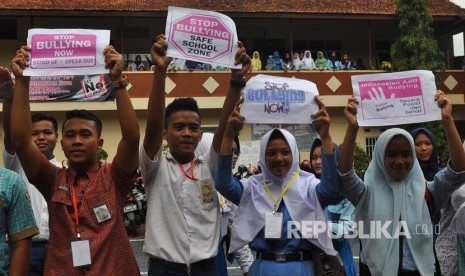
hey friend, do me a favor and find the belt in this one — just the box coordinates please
[149,257,215,272]
[32,240,48,245]
[256,251,312,262]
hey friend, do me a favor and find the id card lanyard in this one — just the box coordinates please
[70,179,82,239]
[263,169,300,213]
[263,169,299,239]
[69,175,92,267]
[178,160,198,181]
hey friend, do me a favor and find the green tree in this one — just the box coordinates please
[391,0,445,72]
[97,148,108,163]
[354,143,371,179]
[391,0,448,164]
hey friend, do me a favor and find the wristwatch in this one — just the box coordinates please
[111,75,129,90]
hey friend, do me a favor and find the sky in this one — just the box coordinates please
[451,0,465,8]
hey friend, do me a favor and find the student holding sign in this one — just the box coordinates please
[140,34,250,276]
[10,45,140,275]
[215,98,344,276]
[338,91,465,276]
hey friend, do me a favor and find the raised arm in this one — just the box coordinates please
[337,97,366,205]
[211,42,251,152]
[0,67,15,154]
[10,46,43,180]
[338,97,359,174]
[313,97,343,206]
[216,99,245,205]
[436,90,465,171]
[105,46,140,175]
[143,35,172,159]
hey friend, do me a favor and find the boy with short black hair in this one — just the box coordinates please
[10,45,140,275]
[0,66,62,276]
[141,34,250,276]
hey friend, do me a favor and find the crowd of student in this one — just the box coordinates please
[128,50,368,72]
[1,34,465,276]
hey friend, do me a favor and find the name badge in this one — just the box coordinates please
[200,180,215,204]
[93,204,111,223]
[71,239,92,267]
[265,212,283,239]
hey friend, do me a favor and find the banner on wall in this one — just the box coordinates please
[24,29,110,76]
[9,74,113,102]
[352,70,441,127]
[165,6,240,69]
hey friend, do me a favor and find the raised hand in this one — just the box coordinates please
[225,98,245,138]
[344,96,359,126]
[230,41,251,82]
[103,46,123,81]
[0,67,14,98]
[364,87,395,117]
[150,35,172,71]
[434,90,452,120]
[312,96,330,139]
[11,46,30,79]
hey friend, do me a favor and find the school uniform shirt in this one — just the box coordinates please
[0,168,39,274]
[140,145,220,265]
[32,155,139,276]
[340,128,465,276]
[3,147,62,242]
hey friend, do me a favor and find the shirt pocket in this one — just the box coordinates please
[198,180,218,211]
[85,191,118,225]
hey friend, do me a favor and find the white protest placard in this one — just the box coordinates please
[241,75,319,124]
[165,6,240,69]
[24,29,110,77]
[352,70,441,127]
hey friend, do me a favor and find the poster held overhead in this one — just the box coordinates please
[24,29,110,77]
[240,74,320,124]
[351,70,441,127]
[165,6,240,69]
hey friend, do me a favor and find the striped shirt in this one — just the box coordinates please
[32,156,139,275]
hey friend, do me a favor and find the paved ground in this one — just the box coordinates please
[129,224,361,275]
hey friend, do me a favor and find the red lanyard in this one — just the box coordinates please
[178,160,197,181]
[70,177,81,239]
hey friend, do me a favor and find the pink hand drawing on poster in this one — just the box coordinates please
[365,87,395,117]
[359,76,424,120]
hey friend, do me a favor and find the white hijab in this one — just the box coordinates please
[356,128,433,276]
[302,50,314,69]
[229,128,335,255]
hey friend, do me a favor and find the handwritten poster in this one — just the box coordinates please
[24,29,110,76]
[165,6,240,69]
[240,74,319,124]
[352,70,441,127]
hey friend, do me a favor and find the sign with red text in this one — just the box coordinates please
[352,70,441,127]
[165,6,240,69]
[24,29,110,76]
[240,75,319,124]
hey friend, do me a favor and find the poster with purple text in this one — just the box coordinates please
[24,29,110,77]
[165,6,240,69]
[240,74,319,124]
[351,70,440,127]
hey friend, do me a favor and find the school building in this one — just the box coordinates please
[1,0,465,164]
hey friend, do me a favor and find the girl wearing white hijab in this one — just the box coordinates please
[292,51,302,70]
[215,98,343,276]
[301,50,315,70]
[338,91,465,276]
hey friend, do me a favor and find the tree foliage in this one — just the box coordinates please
[354,143,371,179]
[391,0,445,72]
[97,148,108,163]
